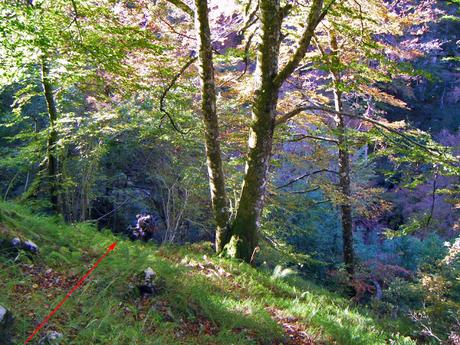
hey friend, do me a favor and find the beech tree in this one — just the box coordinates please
[228,0,327,261]
[0,0,70,211]
[0,0,158,215]
[273,0,459,275]
[167,0,444,263]
[167,0,329,261]
[194,0,230,252]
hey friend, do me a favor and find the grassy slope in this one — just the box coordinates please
[0,202,414,345]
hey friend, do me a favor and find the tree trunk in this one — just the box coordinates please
[336,96,355,277]
[226,0,282,261]
[40,59,59,213]
[330,32,355,277]
[194,0,230,252]
[171,0,324,261]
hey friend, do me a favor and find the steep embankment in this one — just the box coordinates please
[0,202,414,345]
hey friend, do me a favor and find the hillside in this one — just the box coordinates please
[0,202,415,345]
[0,0,459,344]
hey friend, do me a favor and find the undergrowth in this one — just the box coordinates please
[0,202,415,344]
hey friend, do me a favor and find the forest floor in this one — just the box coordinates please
[0,202,415,345]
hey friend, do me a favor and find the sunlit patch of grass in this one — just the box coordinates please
[0,201,415,345]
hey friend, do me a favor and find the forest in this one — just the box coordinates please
[0,0,459,344]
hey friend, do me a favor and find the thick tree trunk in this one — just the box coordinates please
[41,59,59,213]
[194,0,230,252]
[226,0,282,261]
[330,32,355,277]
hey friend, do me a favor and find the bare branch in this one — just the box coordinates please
[159,56,197,134]
[217,30,256,88]
[288,134,338,144]
[159,15,196,40]
[236,30,256,81]
[277,169,339,189]
[239,1,260,37]
[276,105,448,156]
[288,186,320,194]
[275,106,309,125]
[426,171,438,227]
[70,0,83,41]
[311,199,331,206]
[93,198,132,222]
[352,0,365,42]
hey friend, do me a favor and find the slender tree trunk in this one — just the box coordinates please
[80,183,88,221]
[330,32,355,277]
[40,59,59,213]
[194,0,230,252]
[335,94,355,277]
[226,0,282,261]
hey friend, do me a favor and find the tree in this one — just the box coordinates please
[194,0,230,252]
[40,58,59,211]
[0,0,159,215]
[168,0,328,261]
[273,0,460,276]
[0,0,68,210]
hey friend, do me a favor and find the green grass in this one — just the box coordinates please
[0,202,415,344]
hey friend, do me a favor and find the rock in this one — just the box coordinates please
[37,331,63,345]
[10,237,21,248]
[22,240,39,254]
[0,237,39,258]
[0,238,20,259]
[0,306,12,324]
[0,305,14,344]
[137,267,162,297]
[144,267,156,281]
[138,283,155,296]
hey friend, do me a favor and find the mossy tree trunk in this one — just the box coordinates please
[226,0,283,262]
[227,0,325,261]
[171,0,325,261]
[194,0,230,252]
[335,93,355,277]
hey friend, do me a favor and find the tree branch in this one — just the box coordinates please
[70,0,84,42]
[164,0,194,17]
[277,169,339,189]
[288,186,320,194]
[159,56,197,134]
[311,199,331,206]
[426,171,438,227]
[276,105,448,156]
[236,30,256,81]
[273,0,326,88]
[239,1,260,37]
[288,134,338,144]
[159,15,196,40]
[275,106,309,125]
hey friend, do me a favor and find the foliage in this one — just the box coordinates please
[0,0,458,342]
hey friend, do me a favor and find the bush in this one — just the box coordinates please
[369,237,460,342]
